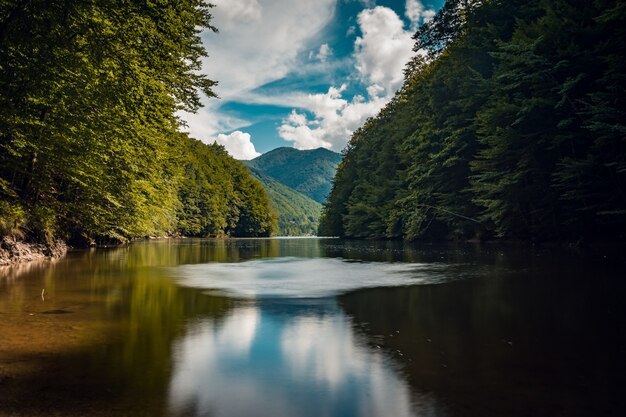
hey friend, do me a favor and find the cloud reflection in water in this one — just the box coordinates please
[168,301,444,417]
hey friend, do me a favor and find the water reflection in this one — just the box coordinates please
[0,246,236,416]
[74,237,499,267]
[339,258,626,417]
[168,300,444,417]
[1,239,624,417]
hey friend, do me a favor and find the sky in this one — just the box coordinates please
[180,0,445,160]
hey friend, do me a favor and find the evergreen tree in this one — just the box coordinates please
[321,0,626,242]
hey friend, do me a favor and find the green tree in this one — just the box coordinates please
[1,1,275,244]
[322,0,626,242]
[177,141,275,238]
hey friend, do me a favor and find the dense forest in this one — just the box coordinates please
[320,0,626,242]
[176,140,274,239]
[0,0,274,246]
[245,147,341,236]
[248,168,322,236]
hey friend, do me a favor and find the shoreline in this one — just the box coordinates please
[2,233,623,268]
[0,236,68,267]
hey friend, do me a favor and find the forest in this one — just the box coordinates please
[0,0,274,246]
[320,0,626,242]
[245,147,341,236]
[248,167,322,236]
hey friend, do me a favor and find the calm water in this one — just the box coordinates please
[0,238,624,416]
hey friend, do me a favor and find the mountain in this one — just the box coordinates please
[248,168,322,236]
[246,147,342,204]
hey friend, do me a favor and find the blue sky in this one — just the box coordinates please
[181,0,445,159]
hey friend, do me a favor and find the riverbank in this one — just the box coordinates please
[0,237,68,267]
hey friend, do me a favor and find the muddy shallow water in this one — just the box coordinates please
[1,238,625,416]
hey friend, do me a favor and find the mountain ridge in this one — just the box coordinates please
[244,146,341,236]
[246,147,342,204]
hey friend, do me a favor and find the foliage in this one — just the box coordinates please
[176,141,275,238]
[0,200,25,238]
[0,0,274,244]
[321,0,626,242]
[249,168,322,236]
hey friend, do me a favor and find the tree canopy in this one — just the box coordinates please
[320,0,626,242]
[0,0,274,244]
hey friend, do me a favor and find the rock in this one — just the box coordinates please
[0,236,68,266]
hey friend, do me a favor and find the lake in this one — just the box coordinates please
[0,238,624,416]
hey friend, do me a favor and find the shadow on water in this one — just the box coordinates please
[339,249,626,417]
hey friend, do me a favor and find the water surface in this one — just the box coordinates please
[0,238,624,416]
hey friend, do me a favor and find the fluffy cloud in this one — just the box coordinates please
[214,131,260,160]
[180,0,336,140]
[179,110,251,144]
[279,5,415,151]
[354,6,414,97]
[215,0,262,26]
[278,86,387,151]
[181,1,432,154]
[202,0,336,98]
[309,43,333,63]
[279,112,333,150]
[405,0,436,30]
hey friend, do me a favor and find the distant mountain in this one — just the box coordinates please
[248,168,322,236]
[246,147,342,204]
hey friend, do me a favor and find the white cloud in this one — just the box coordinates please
[278,86,387,151]
[215,0,262,26]
[405,0,436,30]
[310,43,333,63]
[180,1,425,155]
[366,84,385,98]
[423,8,436,24]
[354,6,414,97]
[180,0,336,141]
[202,0,336,99]
[278,5,415,152]
[214,131,260,160]
[279,116,332,150]
[179,110,251,143]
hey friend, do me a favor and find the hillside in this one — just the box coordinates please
[0,1,274,246]
[248,168,322,236]
[246,147,342,204]
[320,0,626,242]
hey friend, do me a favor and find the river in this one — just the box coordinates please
[0,238,624,416]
